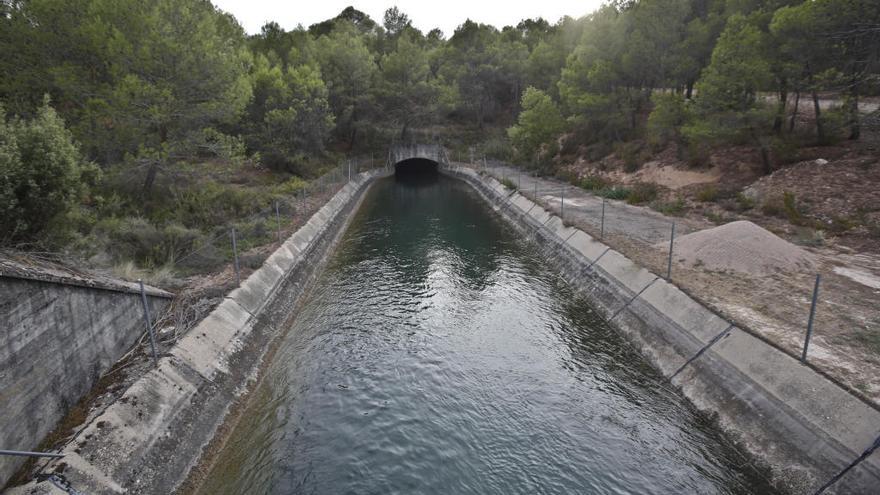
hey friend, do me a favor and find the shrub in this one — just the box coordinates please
[647,93,688,147]
[97,217,202,267]
[0,99,97,244]
[695,185,719,202]
[626,183,659,204]
[500,178,518,190]
[614,141,643,173]
[598,186,631,200]
[481,135,513,162]
[579,175,608,191]
[735,193,755,211]
[782,191,804,225]
[654,198,686,216]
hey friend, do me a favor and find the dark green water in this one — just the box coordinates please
[197,175,777,495]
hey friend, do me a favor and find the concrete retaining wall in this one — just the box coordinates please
[6,169,391,494]
[442,164,880,494]
[0,273,172,486]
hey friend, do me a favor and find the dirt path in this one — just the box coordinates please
[475,162,880,407]
[486,164,707,243]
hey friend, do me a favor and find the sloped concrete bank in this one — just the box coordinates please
[0,267,171,487]
[8,169,391,494]
[441,163,880,494]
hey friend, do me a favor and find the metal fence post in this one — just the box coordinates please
[274,200,282,243]
[601,197,606,240]
[231,227,241,286]
[802,274,821,362]
[666,222,676,281]
[138,279,159,367]
[561,186,565,220]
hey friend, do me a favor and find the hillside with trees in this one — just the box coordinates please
[1,0,879,279]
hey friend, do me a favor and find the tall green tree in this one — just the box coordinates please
[685,15,775,173]
[378,32,441,140]
[507,87,565,163]
[315,22,377,148]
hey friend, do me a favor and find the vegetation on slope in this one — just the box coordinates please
[1,0,878,275]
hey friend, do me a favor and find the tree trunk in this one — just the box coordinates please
[773,84,787,134]
[848,76,860,140]
[750,127,772,175]
[685,80,694,99]
[812,89,824,143]
[789,90,800,133]
[142,124,168,197]
[142,161,159,197]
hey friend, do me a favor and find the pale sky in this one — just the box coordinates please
[211,1,603,37]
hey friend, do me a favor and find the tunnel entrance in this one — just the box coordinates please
[394,158,438,183]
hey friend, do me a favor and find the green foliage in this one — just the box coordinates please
[695,185,719,202]
[684,15,775,173]
[782,191,805,225]
[654,198,686,216]
[500,178,518,191]
[0,100,97,244]
[647,93,689,147]
[625,182,659,205]
[735,193,756,211]
[614,141,645,173]
[578,175,608,191]
[96,216,201,267]
[598,186,631,200]
[507,87,565,163]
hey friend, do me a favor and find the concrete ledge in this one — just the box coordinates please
[441,163,880,494]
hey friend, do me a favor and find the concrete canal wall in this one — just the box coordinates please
[0,266,172,486]
[8,169,392,494]
[441,163,880,495]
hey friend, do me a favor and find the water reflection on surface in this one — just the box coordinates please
[196,175,777,495]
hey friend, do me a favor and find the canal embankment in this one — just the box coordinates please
[440,163,880,494]
[6,169,392,495]
[0,264,172,487]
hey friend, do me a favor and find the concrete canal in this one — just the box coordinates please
[195,173,778,494]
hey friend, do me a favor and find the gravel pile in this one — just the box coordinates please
[658,220,816,275]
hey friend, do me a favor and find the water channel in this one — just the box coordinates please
[196,172,778,494]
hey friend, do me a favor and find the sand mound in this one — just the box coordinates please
[658,220,816,275]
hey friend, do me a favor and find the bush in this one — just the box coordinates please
[579,175,608,191]
[614,141,644,173]
[97,217,202,267]
[481,135,513,161]
[735,192,755,211]
[647,93,689,147]
[500,177,518,190]
[695,185,719,202]
[167,182,269,229]
[598,186,631,200]
[654,198,686,216]
[626,182,659,204]
[781,190,813,226]
[0,99,96,244]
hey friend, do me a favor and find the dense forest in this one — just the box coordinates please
[1,0,878,275]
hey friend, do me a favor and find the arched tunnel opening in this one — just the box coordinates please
[394,158,439,184]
